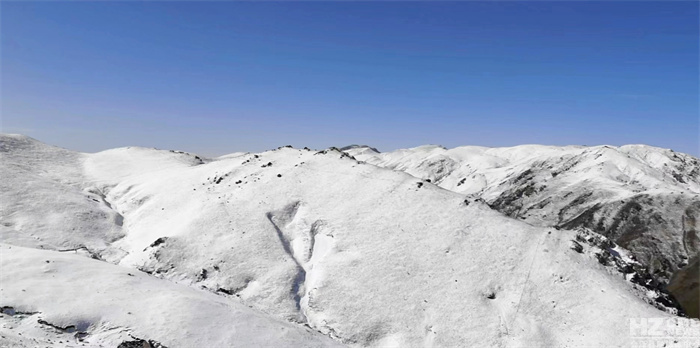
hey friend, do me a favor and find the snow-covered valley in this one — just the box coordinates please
[1,134,698,347]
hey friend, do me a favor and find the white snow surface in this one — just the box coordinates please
[344,143,700,198]
[345,143,700,281]
[0,244,340,347]
[1,134,698,347]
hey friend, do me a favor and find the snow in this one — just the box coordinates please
[2,134,699,347]
[0,244,341,347]
[346,142,700,286]
[346,143,700,196]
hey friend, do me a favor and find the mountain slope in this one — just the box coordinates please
[0,244,341,347]
[346,144,700,316]
[1,134,698,347]
[0,134,125,252]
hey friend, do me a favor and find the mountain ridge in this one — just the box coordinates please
[1,134,698,347]
[344,141,699,318]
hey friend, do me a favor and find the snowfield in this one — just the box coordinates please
[345,143,700,317]
[0,244,341,348]
[1,134,698,347]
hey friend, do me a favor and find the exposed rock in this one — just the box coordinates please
[118,337,168,348]
[668,255,700,318]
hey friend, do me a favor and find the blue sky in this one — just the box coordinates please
[2,1,698,156]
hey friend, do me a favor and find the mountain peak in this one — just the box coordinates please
[338,144,379,153]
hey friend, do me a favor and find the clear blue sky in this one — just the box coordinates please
[2,1,698,156]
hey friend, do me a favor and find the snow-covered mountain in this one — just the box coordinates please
[344,143,700,318]
[1,134,698,347]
